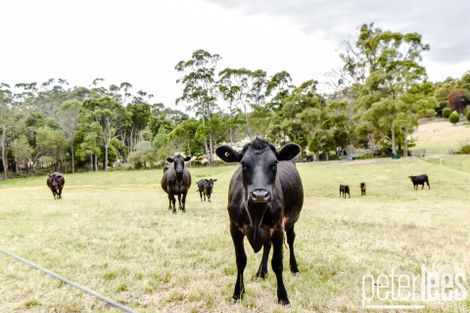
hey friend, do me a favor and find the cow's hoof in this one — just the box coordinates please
[231,297,241,304]
[278,298,290,305]
[256,270,267,280]
[291,267,300,275]
[172,210,176,214]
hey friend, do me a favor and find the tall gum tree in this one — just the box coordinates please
[339,23,430,155]
[175,49,220,163]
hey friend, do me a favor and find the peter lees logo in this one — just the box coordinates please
[362,265,468,310]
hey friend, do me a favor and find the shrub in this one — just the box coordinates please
[466,107,470,121]
[442,107,452,118]
[449,111,460,124]
[457,145,470,154]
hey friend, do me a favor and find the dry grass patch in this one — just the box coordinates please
[0,159,469,312]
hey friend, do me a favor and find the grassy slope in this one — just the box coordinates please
[412,119,470,154]
[1,158,470,313]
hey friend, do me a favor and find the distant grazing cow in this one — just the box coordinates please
[216,138,303,305]
[197,179,217,202]
[47,172,65,199]
[360,182,366,196]
[409,174,430,190]
[339,184,350,198]
[161,154,192,213]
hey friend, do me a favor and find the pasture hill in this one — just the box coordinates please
[1,120,470,312]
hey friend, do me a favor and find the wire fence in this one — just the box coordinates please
[0,247,138,313]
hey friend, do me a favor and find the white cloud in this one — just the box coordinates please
[0,0,468,110]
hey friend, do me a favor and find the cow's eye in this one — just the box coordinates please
[271,162,278,171]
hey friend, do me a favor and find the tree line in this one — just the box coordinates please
[1,23,469,179]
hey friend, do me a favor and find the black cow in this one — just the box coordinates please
[197,179,217,202]
[409,174,430,190]
[47,172,65,199]
[360,182,366,196]
[216,138,303,305]
[339,184,350,198]
[161,154,192,213]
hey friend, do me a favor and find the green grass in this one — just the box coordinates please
[412,119,470,154]
[1,159,470,312]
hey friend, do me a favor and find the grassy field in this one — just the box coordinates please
[412,119,470,154]
[1,156,470,312]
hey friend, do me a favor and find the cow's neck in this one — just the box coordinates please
[175,173,184,185]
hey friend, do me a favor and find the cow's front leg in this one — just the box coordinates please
[51,189,56,199]
[58,188,62,199]
[256,241,271,279]
[230,224,246,303]
[272,228,289,305]
[168,194,176,213]
[181,191,187,212]
[177,193,182,210]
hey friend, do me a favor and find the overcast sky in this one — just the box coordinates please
[1,0,469,108]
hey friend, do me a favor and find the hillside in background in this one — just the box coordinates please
[412,119,470,154]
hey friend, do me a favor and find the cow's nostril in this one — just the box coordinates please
[250,189,270,203]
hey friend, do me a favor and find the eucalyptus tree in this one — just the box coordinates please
[217,68,267,137]
[78,97,130,170]
[35,126,68,170]
[0,84,15,179]
[396,82,437,156]
[275,80,326,158]
[126,102,151,150]
[11,135,33,174]
[58,100,82,172]
[340,23,430,155]
[175,49,221,163]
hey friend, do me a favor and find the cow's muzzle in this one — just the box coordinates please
[249,189,270,204]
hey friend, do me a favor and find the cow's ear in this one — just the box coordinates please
[49,173,52,177]
[213,179,217,182]
[166,157,174,163]
[277,143,300,161]
[216,145,241,163]
[184,156,191,162]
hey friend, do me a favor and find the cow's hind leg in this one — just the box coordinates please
[230,224,246,303]
[286,227,299,274]
[272,229,289,305]
[427,180,430,189]
[256,241,271,279]
[199,191,203,202]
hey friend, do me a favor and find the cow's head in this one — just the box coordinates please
[216,138,300,251]
[49,173,60,188]
[207,179,217,190]
[408,176,414,180]
[167,154,191,178]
